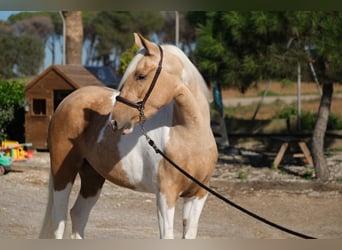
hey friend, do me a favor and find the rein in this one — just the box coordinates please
[116,45,164,123]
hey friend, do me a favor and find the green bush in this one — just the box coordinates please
[280,79,293,88]
[0,79,25,141]
[274,107,342,130]
[119,44,138,75]
[274,107,297,119]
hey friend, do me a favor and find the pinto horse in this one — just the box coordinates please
[39,33,218,239]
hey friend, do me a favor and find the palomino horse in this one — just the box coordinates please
[39,33,218,239]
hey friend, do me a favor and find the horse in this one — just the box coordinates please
[39,33,218,239]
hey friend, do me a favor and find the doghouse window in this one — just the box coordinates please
[32,99,46,115]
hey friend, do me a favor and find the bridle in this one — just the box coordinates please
[116,45,163,123]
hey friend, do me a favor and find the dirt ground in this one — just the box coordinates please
[1,146,342,239]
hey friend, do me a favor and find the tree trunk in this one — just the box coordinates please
[62,11,83,65]
[311,80,333,182]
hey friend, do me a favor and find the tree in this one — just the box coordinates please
[82,11,99,65]
[195,11,306,91]
[8,12,58,64]
[16,35,46,76]
[194,11,342,182]
[159,11,198,59]
[86,11,163,68]
[0,34,44,78]
[306,11,342,182]
[62,11,83,64]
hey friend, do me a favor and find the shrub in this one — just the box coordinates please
[274,107,342,130]
[0,79,25,140]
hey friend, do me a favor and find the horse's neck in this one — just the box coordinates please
[172,84,210,130]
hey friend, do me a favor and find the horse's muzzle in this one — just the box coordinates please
[110,119,134,135]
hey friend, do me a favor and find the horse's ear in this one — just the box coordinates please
[133,33,158,56]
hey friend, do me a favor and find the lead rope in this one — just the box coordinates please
[139,122,316,239]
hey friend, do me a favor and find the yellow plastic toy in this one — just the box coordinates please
[0,140,33,161]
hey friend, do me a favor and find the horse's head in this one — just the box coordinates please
[112,33,178,134]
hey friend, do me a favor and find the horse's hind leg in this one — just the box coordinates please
[52,182,74,238]
[182,193,208,239]
[70,160,105,239]
[40,151,79,239]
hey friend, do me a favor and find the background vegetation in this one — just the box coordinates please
[0,79,25,141]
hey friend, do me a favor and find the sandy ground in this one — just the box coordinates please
[1,148,342,239]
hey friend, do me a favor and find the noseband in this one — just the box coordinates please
[116,45,163,122]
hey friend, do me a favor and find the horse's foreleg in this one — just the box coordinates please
[182,193,208,239]
[156,192,176,239]
[70,161,105,239]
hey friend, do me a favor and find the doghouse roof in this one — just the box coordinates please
[25,64,104,92]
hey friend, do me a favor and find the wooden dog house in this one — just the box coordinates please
[25,64,104,150]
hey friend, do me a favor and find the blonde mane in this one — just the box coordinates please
[162,44,210,100]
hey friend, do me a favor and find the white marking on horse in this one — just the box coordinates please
[97,91,120,143]
[70,189,102,239]
[118,102,173,193]
[110,91,120,105]
[182,194,208,239]
[52,183,73,239]
[157,192,175,239]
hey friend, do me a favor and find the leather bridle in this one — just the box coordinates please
[116,45,163,122]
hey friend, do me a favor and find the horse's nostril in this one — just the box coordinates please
[110,120,118,131]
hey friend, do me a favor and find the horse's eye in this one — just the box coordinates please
[136,74,146,81]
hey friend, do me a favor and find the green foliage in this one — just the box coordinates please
[194,11,342,93]
[16,35,45,76]
[303,171,314,180]
[0,79,25,140]
[237,170,248,180]
[274,107,342,130]
[275,107,297,119]
[280,79,293,88]
[90,11,163,65]
[119,44,138,75]
[327,112,342,130]
[0,34,44,79]
[195,11,294,92]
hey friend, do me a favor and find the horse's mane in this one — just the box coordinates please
[162,45,210,100]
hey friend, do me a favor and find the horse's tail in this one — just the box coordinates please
[39,171,54,238]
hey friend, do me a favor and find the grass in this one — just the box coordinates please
[237,170,248,180]
[303,171,314,180]
[328,147,342,152]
